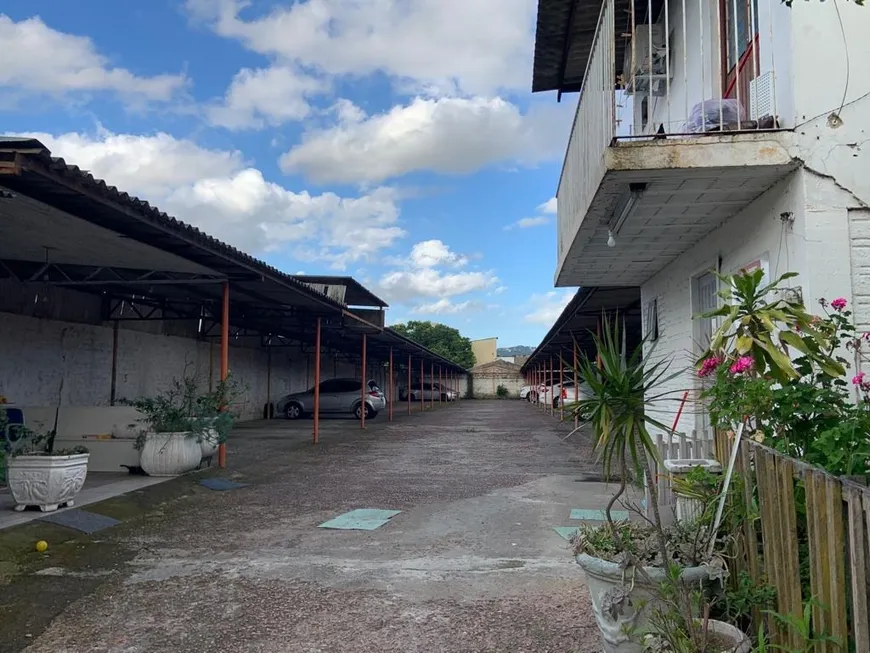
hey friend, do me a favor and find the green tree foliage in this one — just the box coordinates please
[391,321,475,369]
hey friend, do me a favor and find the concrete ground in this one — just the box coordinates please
[4,400,613,653]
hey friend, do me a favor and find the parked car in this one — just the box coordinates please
[276,378,386,420]
[552,380,592,409]
[399,382,457,401]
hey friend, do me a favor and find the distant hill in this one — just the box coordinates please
[497,345,534,356]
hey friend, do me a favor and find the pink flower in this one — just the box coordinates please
[831,297,847,311]
[853,372,865,386]
[698,356,722,378]
[862,332,870,342]
[729,356,754,375]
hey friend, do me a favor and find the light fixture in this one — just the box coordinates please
[606,182,647,247]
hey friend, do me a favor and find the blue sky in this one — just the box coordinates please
[1,0,579,347]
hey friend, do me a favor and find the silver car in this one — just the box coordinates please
[277,378,387,420]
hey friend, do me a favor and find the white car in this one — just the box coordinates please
[553,380,591,408]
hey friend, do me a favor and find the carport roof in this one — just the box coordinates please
[532,0,665,96]
[0,137,466,372]
[520,286,642,372]
[292,275,389,308]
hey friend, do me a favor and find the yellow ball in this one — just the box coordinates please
[35,540,48,553]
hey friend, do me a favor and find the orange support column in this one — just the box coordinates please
[218,282,229,468]
[389,348,394,422]
[420,359,425,412]
[430,362,435,410]
[573,338,579,429]
[438,366,442,404]
[313,316,321,444]
[549,356,554,415]
[407,355,412,415]
[360,333,367,429]
[559,351,565,422]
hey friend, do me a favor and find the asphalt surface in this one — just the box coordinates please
[17,400,607,653]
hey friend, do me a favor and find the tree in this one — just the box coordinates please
[391,320,475,369]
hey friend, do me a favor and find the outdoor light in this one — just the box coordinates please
[606,182,647,247]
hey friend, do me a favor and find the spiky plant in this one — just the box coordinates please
[572,313,683,554]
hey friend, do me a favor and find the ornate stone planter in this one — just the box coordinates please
[139,432,200,476]
[7,453,90,512]
[577,553,710,653]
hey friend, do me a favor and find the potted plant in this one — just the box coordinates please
[2,402,90,512]
[194,375,245,460]
[570,315,723,653]
[124,376,207,477]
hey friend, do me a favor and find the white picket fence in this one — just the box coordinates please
[646,427,716,522]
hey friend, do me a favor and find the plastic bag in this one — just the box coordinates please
[685,99,744,133]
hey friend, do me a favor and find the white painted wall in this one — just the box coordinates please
[641,168,843,435]
[0,310,411,422]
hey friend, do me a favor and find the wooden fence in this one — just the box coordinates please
[714,431,870,651]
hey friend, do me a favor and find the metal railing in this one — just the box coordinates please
[557,0,788,261]
[557,0,616,262]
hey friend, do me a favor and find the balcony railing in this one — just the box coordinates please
[556,0,789,262]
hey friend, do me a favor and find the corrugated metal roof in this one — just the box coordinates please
[0,137,468,371]
[520,286,642,372]
[532,0,664,95]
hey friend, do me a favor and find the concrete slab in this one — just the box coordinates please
[10,401,615,653]
[0,472,169,531]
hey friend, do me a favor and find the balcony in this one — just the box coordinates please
[542,0,799,287]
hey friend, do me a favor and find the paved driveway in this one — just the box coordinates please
[17,401,606,653]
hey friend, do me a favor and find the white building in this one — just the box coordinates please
[533,0,870,439]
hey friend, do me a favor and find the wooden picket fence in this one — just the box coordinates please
[714,431,870,651]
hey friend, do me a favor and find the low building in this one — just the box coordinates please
[471,337,498,366]
[470,360,524,398]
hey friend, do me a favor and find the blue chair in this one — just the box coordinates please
[2,406,26,452]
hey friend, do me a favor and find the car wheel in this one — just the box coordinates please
[354,403,374,419]
[285,403,302,420]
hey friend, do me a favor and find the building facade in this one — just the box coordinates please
[533,0,870,439]
[471,337,498,366]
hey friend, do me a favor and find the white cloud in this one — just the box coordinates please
[504,216,550,230]
[22,129,404,268]
[279,96,572,184]
[493,286,508,294]
[411,298,478,315]
[538,197,558,214]
[186,0,535,97]
[524,290,575,325]
[207,66,329,129]
[409,240,467,268]
[378,267,498,304]
[0,15,185,103]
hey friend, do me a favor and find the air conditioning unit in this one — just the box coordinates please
[624,24,672,96]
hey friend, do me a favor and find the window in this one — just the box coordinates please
[721,0,759,100]
[337,380,361,393]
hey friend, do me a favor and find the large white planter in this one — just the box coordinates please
[200,428,219,458]
[139,432,200,477]
[577,554,710,653]
[7,453,90,512]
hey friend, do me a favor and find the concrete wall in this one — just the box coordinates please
[470,364,523,399]
[641,164,865,438]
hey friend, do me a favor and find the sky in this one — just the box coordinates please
[0,0,580,347]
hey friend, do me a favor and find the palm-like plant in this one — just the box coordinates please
[573,313,683,550]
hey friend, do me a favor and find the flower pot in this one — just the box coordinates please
[139,432,200,477]
[702,619,751,653]
[576,553,710,653]
[6,453,90,512]
[200,428,219,458]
